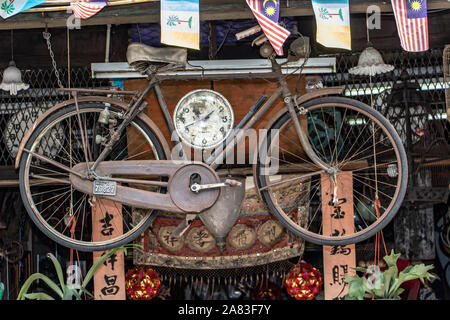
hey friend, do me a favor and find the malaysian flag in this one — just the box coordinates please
[391,0,429,52]
[246,0,290,55]
[71,0,108,19]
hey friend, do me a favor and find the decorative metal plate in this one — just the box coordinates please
[93,180,117,196]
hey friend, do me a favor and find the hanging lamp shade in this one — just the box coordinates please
[349,45,394,76]
[0,61,29,95]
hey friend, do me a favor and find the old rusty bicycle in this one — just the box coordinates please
[15,39,408,251]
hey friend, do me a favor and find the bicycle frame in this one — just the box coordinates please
[87,56,338,175]
[16,55,344,214]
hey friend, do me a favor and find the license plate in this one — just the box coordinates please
[93,180,117,196]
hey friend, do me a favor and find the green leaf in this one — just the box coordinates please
[80,244,138,291]
[391,287,405,299]
[17,273,63,300]
[344,274,362,283]
[346,276,366,300]
[398,264,435,284]
[46,253,66,290]
[23,293,55,300]
[352,266,368,273]
[383,249,401,268]
[383,265,398,297]
[79,286,94,298]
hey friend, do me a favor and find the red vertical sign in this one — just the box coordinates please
[321,171,356,300]
[92,198,126,300]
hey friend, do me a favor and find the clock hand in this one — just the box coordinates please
[203,109,216,121]
[184,109,216,128]
[184,115,204,128]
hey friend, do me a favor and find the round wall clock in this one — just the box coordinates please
[173,89,234,149]
[4,107,64,159]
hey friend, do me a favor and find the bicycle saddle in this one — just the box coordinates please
[127,43,187,74]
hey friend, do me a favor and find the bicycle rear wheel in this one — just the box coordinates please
[256,96,408,246]
[19,102,167,251]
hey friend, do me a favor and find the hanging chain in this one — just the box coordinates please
[43,30,64,89]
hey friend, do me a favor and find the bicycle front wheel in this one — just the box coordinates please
[256,96,408,246]
[19,102,168,251]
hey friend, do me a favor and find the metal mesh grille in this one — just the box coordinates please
[0,48,448,168]
[321,47,449,150]
[0,67,109,166]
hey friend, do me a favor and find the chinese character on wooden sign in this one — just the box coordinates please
[321,172,356,300]
[92,198,126,300]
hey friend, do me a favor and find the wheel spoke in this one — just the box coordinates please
[20,105,164,250]
[258,100,406,245]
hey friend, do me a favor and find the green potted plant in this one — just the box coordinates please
[344,250,435,300]
[17,244,139,300]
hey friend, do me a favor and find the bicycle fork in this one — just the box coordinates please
[279,79,340,202]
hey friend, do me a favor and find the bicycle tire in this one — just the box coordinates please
[256,96,408,246]
[19,102,167,251]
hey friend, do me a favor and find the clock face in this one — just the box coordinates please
[4,107,64,159]
[173,89,234,149]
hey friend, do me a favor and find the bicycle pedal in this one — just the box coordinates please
[224,179,243,187]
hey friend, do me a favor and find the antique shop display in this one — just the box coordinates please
[15,38,408,254]
[0,0,449,303]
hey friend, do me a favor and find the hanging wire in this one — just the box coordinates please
[136,23,143,43]
[10,29,13,61]
[67,28,71,89]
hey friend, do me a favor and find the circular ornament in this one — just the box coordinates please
[157,226,185,252]
[285,262,323,300]
[228,224,257,251]
[257,219,284,247]
[125,266,161,300]
[186,226,216,252]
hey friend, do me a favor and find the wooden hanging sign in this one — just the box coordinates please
[92,198,126,300]
[321,171,356,300]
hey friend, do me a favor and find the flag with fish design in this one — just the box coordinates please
[311,0,351,50]
[0,0,45,19]
[160,0,200,50]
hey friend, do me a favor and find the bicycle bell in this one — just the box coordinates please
[260,42,274,58]
[289,36,310,58]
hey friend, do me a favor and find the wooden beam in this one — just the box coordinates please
[0,0,449,30]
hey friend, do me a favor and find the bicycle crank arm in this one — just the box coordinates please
[190,179,242,193]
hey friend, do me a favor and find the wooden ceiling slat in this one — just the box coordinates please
[0,0,449,30]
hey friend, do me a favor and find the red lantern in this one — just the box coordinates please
[250,281,281,300]
[125,266,161,300]
[285,262,323,300]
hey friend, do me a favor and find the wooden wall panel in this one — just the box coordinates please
[124,76,306,160]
